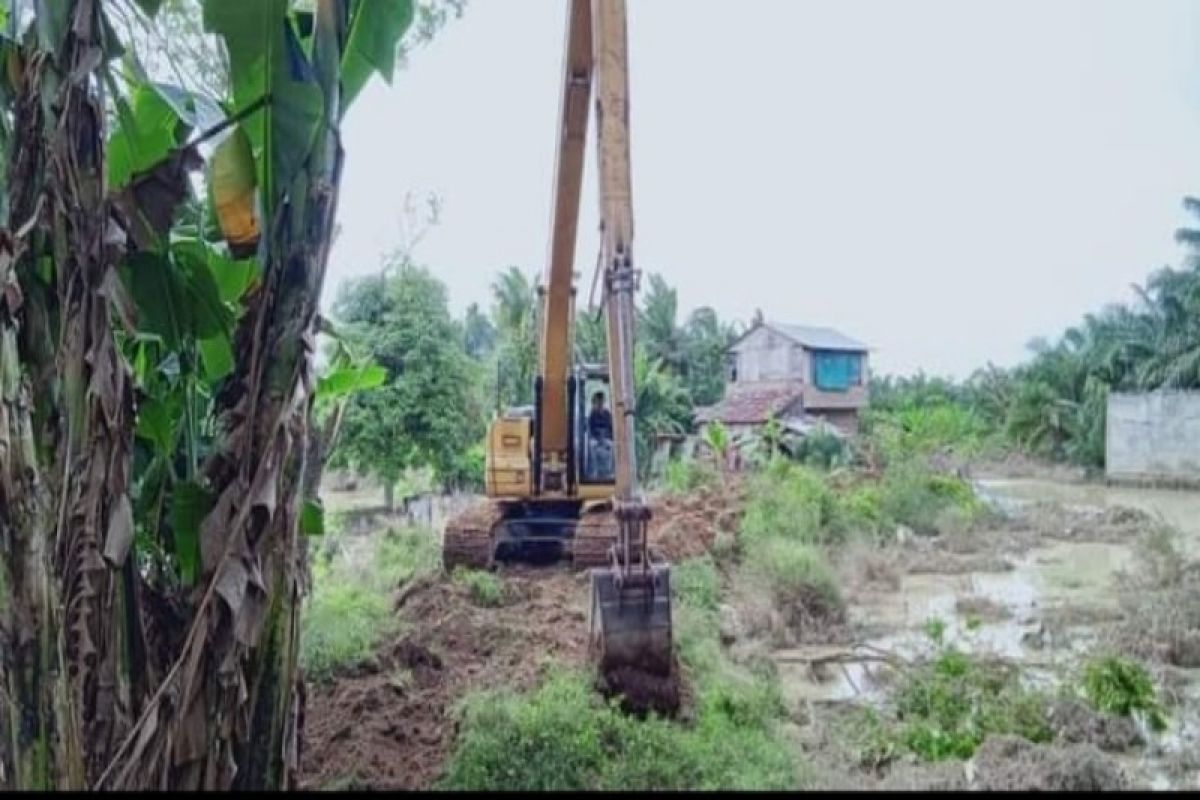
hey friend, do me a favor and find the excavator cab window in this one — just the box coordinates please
[576,371,615,485]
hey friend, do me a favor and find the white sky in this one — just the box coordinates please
[324,0,1200,379]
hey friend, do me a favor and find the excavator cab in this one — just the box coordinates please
[574,363,616,485]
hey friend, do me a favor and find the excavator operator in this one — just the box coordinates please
[587,391,615,481]
[588,391,613,441]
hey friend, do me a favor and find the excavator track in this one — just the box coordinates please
[571,509,620,569]
[572,505,648,570]
[442,500,503,571]
[442,500,650,572]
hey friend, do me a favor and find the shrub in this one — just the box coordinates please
[661,457,718,495]
[885,646,1052,762]
[1082,656,1167,732]
[836,483,886,538]
[877,464,983,536]
[791,428,850,469]
[453,567,505,607]
[375,526,440,588]
[741,465,840,547]
[438,670,797,791]
[747,539,838,604]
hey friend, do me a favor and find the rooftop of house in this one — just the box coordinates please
[730,321,869,353]
[694,381,804,425]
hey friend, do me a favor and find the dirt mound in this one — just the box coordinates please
[647,481,746,562]
[598,659,685,718]
[970,735,1128,791]
[1048,698,1142,752]
[300,567,590,790]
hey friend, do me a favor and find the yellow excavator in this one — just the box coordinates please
[443,0,673,682]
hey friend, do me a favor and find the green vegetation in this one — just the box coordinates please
[438,670,796,790]
[742,459,984,545]
[439,554,799,790]
[331,262,488,497]
[453,567,506,607]
[869,201,1200,471]
[660,457,719,495]
[1082,656,1168,733]
[303,527,439,682]
[852,634,1052,765]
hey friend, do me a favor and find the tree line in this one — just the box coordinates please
[328,259,744,495]
[870,195,1200,469]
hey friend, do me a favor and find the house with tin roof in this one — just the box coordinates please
[695,320,870,438]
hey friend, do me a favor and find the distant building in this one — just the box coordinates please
[695,320,870,438]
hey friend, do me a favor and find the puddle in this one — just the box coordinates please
[777,477,1200,788]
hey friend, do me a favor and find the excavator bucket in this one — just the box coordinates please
[588,561,673,678]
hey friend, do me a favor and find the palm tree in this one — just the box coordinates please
[491,266,536,335]
[638,273,687,376]
[490,267,538,406]
[633,347,692,479]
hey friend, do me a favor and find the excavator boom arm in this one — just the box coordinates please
[592,0,641,504]
[538,0,594,476]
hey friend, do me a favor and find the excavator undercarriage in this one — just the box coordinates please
[442,500,642,572]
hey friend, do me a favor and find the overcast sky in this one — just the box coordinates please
[323,0,1200,378]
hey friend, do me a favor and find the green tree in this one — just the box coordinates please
[633,347,692,478]
[463,301,497,359]
[638,273,687,375]
[334,260,484,505]
[491,266,539,406]
[683,306,737,406]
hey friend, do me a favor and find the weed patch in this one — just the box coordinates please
[849,635,1052,765]
[440,555,800,790]
[660,458,719,495]
[1081,656,1167,732]
[302,526,439,681]
[452,567,505,607]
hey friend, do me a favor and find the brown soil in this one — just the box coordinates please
[299,567,590,790]
[647,480,746,562]
[598,659,685,718]
[301,481,749,790]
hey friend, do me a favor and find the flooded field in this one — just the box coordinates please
[776,478,1200,790]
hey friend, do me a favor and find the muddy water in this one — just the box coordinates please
[776,478,1200,789]
[978,478,1200,554]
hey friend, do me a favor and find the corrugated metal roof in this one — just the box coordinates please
[694,382,804,425]
[769,322,868,352]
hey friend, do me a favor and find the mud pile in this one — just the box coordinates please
[646,479,746,561]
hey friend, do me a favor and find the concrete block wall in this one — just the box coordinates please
[1106,391,1200,483]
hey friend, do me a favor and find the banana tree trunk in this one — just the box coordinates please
[46,0,141,784]
[97,2,349,789]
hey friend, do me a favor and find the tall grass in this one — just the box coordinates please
[302,526,439,681]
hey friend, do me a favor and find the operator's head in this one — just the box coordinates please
[592,391,606,410]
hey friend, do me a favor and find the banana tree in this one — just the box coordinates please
[93,1,415,789]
